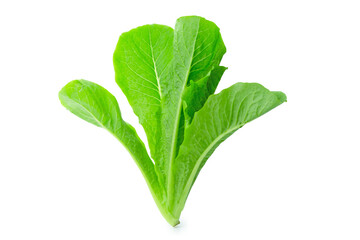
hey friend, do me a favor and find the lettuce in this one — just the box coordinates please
[59,16,286,226]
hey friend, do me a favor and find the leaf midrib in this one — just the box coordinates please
[166,18,201,205]
[148,28,162,99]
[173,124,241,216]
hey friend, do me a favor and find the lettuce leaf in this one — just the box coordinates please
[59,16,286,226]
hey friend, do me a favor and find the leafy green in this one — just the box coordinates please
[170,83,286,217]
[113,24,173,184]
[59,16,286,226]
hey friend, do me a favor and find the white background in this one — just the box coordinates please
[1,0,359,239]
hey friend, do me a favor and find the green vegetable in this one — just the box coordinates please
[59,16,286,226]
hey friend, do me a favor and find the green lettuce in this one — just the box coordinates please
[59,16,286,226]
